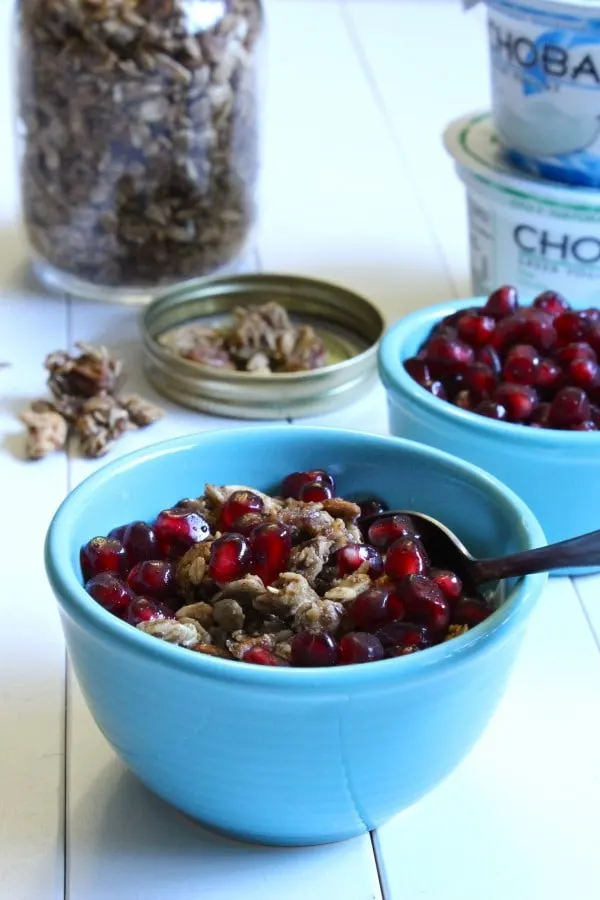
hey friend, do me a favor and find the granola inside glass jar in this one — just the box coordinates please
[16,0,263,302]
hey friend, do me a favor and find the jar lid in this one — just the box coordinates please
[443,111,600,209]
[140,273,384,420]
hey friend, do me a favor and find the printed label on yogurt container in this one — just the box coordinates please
[485,0,600,185]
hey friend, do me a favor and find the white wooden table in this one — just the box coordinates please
[2,2,600,898]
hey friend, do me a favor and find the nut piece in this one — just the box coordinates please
[20,408,68,459]
[176,541,214,603]
[137,618,200,647]
[120,394,165,427]
[324,572,372,603]
[212,598,245,632]
[175,601,214,627]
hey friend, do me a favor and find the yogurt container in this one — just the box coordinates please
[444,111,600,301]
[477,0,600,187]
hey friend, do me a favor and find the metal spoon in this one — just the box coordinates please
[360,510,600,587]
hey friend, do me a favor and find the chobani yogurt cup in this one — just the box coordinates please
[478,0,600,187]
[444,112,600,302]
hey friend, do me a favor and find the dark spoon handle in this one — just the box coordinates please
[470,528,600,583]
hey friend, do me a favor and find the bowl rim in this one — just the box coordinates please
[45,426,547,689]
[379,297,600,446]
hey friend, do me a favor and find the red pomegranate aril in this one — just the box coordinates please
[281,469,335,499]
[567,357,598,389]
[80,536,128,581]
[549,386,590,428]
[535,359,563,392]
[571,420,598,431]
[484,285,518,319]
[85,573,134,616]
[503,344,540,385]
[430,568,462,600]
[219,490,264,530]
[457,313,496,347]
[154,508,210,549]
[336,543,383,578]
[208,533,252,584]
[350,586,404,631]
[529,402,551,427]
[494,310,556,353]
[555,342,596,366]
[357,497,389,519]
[376,621,432,656]
[477,344,502,375]
[242,646,281,666]
[368,515,419,548]
[127,597,173,626]
[493,383,537,422]
[385,537,429,580]
[339,632,385,665]
[291,631,339,667]
[425,335,475,373]
[299,482,333,503]
[587,324,600,355]
[533,290,570,318]
[396,575,450,634]
[474,399,507,420]
[127,560,175,600]
[250,523,291,585]
[108,524,127,542]
[403,357,431,384]
[463,363,497,395]
[555,311,591,345]
[452,597,492,626]
[590,404,600,427]
[120,521,158,564]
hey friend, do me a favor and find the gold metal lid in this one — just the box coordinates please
[140,273,384,419]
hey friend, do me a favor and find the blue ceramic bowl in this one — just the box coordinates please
[379,299,600,576]
[45,426,546,846]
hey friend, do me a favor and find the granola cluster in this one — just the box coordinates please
[160,301,328,374]
[20,342,164,459]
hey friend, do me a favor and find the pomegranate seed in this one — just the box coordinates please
[591,405,600,427]
[127,560,175,600]
[529,402,551,427]
[208,533,252,583]
[452,597,492,626]
[242,646,281,666]
[232,512,265,537]
[555,311,591,346]
[493,310,556,353]
[403,357,431,384]
[474,399,507,420]
[281,469,335,499]
[493,383,537,422]
[396,575,450,634]
[357,497,389,519]
[368,515,419,548]
[85,573,134,616]
[336,543,383,578]
[299,482,333,502]
[291,631,339,667]
[250,523,291,585]
[567,357,598,389]
[174,498,204,511]
[219,490,264,530]
[535,358,563,393]
[571,420,598,431]
[127,597,173,626]
[350,586,404,630]
[463,363,497,395]
[444,373,465,400]
[555,342,596,366]
[484,285,518,319]
[430,568,462,600]
[108,524,127,542]
[154,508,210,559]
[424,336,475,372]
[385,537,429,580]
[549,387,590,428]
[339,632,385,665]
[457,313,496,347]
[587,324,600,355]
[582,308,600,324]
[503,344,540,385]
[533,291,570,318]
[80,536,128,581]
[119,521,158,564]
[376,621,432,656]
[477,345,502,375]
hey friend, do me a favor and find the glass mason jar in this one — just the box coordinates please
[16,0,263,302]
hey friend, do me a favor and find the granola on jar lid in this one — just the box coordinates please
[79,467,497,667]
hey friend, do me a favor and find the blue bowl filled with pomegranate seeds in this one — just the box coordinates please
[45,426,544,846]
[379,286,600,573]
